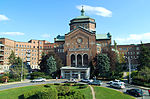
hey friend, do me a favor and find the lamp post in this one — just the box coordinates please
[21,56,24,82]
[127,57,132,84]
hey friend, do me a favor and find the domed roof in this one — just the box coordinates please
[73,6,91,20]
[74,15,90,19]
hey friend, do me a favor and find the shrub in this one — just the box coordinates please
[35,88,58,99]
[63,83,71,86]
[30,72,45,79]
[56,86,70,96]
[44,84,51,88]
[78,85,88,89]
[54,83,60,85]
[22,87,58,99]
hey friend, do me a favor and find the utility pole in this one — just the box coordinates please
[128,57,131,84]
[21,57,23,82]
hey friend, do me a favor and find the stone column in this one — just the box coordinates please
[82,54,84,66]
[70,71,72,79]
[61,70,64,78]
[75,54,77,67]
[78,71,81,79]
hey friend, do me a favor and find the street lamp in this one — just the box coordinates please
[21,55,24,82]
[127,57,132,84]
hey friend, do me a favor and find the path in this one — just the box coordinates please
[89,85,96,99]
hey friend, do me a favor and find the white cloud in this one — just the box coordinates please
[0,32,24,36]
[0,14,9,21]
[41,34,51,38]
[115,33,150,45]
[76,5,112,17]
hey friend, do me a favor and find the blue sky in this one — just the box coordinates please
[0,0,150,45]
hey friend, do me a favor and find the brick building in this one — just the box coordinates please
[0,38,54,72]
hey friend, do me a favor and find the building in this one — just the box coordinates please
[0,38,54,72]
[57,7,111,79]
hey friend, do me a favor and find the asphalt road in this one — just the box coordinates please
[0,80,149,99]
[0,80,63,91]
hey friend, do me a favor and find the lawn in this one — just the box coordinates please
[94,86,135,99]
[0,84,92,99]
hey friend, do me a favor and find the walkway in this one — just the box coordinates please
[89,85,96,99]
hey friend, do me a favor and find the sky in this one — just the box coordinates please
[0,0,150,45]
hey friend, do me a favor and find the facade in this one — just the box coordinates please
[0,38,54,72]
[57,8,111,79]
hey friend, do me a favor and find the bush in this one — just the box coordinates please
[30,72,45,79]
[78,85,88,89]
[44,84,51,88]
[54,83,60,85]
[22,87,58,99]
[35,88,58,99]
[63,83,71,86]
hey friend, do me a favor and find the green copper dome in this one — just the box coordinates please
[74,6,91,19]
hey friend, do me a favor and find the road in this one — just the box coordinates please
[0,80,63,91]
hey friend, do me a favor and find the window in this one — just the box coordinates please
[40,46,42,49]
[27,45,29,48]
[19,45,21,47]
[119,48,122,50]
[33,46,35,48]
[136,47,139,50]
[16,48,18,51]
[22,45,24,47]
[40,42,42,44]
[137,52,139,55]
[16,44,18,47]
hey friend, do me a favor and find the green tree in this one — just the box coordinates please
[8,50,16,65]
[40,51,63,75]
[95,54,110,78]
[138,45,150,70]
[46,56,57,76]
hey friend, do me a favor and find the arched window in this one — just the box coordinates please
[71,54,75,67]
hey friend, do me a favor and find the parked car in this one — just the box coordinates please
[126,89,143,97]
[88,80,102,86]
[64,79,77,83]
[31,77,46,83]
[110,83,125,89]
[81,79,93,83]
[108,80,125,85]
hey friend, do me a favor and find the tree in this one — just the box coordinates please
[46,56,57,76]
[95,54,110,78]
[138,45,150,70]
[8,50,16,65]
[40,51,63,75]
[8,56,28,80]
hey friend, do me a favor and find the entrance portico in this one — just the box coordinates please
[60,66,90,79]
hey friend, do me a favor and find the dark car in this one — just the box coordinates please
[126,89,143,97]
[88,80,102,86]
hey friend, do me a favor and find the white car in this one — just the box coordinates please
[110,83,125,89]
[31,78,46,83]
[81,79,93,83]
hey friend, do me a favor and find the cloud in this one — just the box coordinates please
[115,33,150,45]
[41,34,51,38]
[0,32,24,36]
[0,14,9,21]
[76,5,112,17]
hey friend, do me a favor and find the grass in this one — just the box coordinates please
[94,86,135,99]
[0,85,41,99]
[0,84,92,99]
